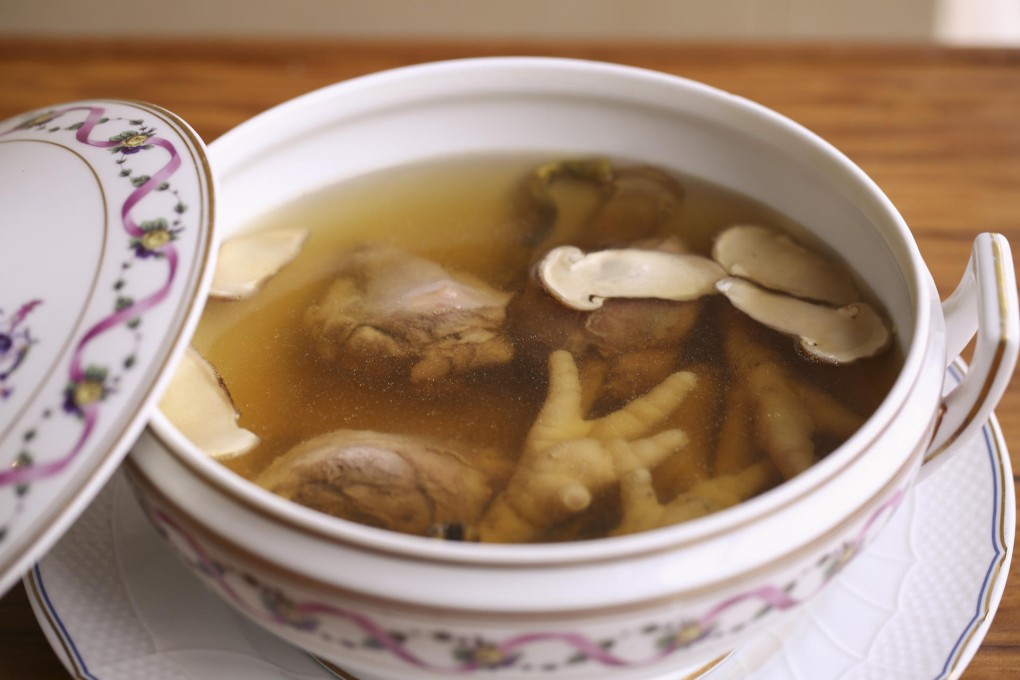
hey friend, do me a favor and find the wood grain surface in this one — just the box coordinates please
[0,38,1017,679]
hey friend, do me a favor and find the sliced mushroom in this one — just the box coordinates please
[716,277,891,363]
[159,347,260,459]
[536,245,725,311]
[209,227,309,300]
[516,158,614,248]
[712,225,859,305]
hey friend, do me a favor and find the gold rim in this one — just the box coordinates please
[924,237,1012,464]
[941,415,1011,676]
[314,651,731,679]
[314,658,363,680]
[24,569,91,680]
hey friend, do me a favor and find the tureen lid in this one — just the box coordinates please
[0,100,215,595]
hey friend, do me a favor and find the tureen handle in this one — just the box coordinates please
[921,233,1018,478]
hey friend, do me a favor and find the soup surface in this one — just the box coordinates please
[188,154,901,543]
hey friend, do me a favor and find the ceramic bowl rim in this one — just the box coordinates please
[144,56,934,567]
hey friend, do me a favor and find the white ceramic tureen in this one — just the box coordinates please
[1,58,1016,680]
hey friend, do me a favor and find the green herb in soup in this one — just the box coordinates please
[168,154,901,544]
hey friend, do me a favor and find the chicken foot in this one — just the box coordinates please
[722,306,866,480]
[613,458,781,536]
[477,349,697,543]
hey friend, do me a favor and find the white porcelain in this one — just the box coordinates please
[126,58,1019,679]
[0,101,214,596]
[730,366,1015,679]
[29,401,1012,680]
[27,470,328,680]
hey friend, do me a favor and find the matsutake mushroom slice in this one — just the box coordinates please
[159,347,260,459]
[716,277,892,363]
[536,245,725,311]
[712,225,859,305]
[209,227,309,300]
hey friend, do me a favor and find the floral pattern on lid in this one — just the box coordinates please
[0,101,214,595]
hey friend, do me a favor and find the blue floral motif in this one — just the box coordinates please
[108,127,156,154]
[0,301,42,400]
[453,638,520,669]
[657,620,712,651]
[823,540,858,580]
[62,366,110,416]
[260,587,320,632]
[130,218,182,258]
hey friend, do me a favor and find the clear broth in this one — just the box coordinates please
[193,153,902,540]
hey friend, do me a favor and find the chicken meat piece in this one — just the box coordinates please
[255,429,495,538]
[305,245,514,383]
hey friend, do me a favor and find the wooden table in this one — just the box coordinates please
[0,38,1017,678]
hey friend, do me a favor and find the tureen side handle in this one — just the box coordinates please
[920,233,1018,480]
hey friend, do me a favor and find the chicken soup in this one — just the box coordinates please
[162,154,901,543]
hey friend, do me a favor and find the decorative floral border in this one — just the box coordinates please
[0,300,42,401]
[0,105,188,543]
[138,486,905,675]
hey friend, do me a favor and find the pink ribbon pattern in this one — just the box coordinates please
[0,106,186,523]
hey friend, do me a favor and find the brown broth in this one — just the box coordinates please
[193,153,902,540]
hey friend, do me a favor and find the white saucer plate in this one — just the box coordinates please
[25,408,1013,680]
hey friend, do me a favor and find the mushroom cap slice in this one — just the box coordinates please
[159,347,260,459]
[712,225,859,306]
[716,277,891,363]
[537,245,725,311]
[209,227,309,300]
